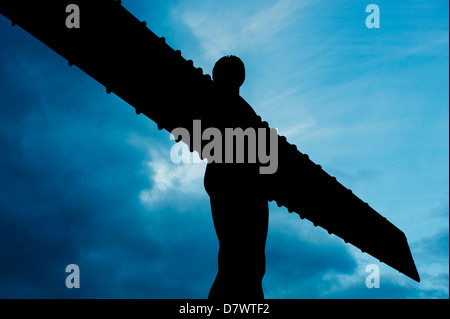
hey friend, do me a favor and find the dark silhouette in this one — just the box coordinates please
[204,56,268,299]
[0,0,420,300]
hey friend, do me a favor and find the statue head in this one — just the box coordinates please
[212,55,245,95]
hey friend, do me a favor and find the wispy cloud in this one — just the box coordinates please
[177,0,310,59]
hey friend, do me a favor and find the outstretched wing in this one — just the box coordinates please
[0,0,419,282]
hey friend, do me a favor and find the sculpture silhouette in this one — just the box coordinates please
[205,56,268,299]
[0,0,420,299]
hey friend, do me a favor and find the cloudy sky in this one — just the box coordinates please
[0,0,448,298]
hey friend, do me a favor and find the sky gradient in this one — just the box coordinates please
[0,0,448,298]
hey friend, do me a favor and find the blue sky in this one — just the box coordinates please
[0,0,448,298]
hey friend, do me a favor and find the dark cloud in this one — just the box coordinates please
[0,24,219,297]
[0,16,171,298]
[1,10,445,300]
[413,229,449,265]
[263,207,358,298]
[408,229,449,299]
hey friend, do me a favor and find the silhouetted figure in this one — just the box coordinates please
[204,56,269,300]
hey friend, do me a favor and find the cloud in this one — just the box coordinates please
[177,0,309,59]
[410,229,449,298]
[0,54,216,298]
[126,135,207,210]
[263,206,359,298]
[0,0,448,299]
